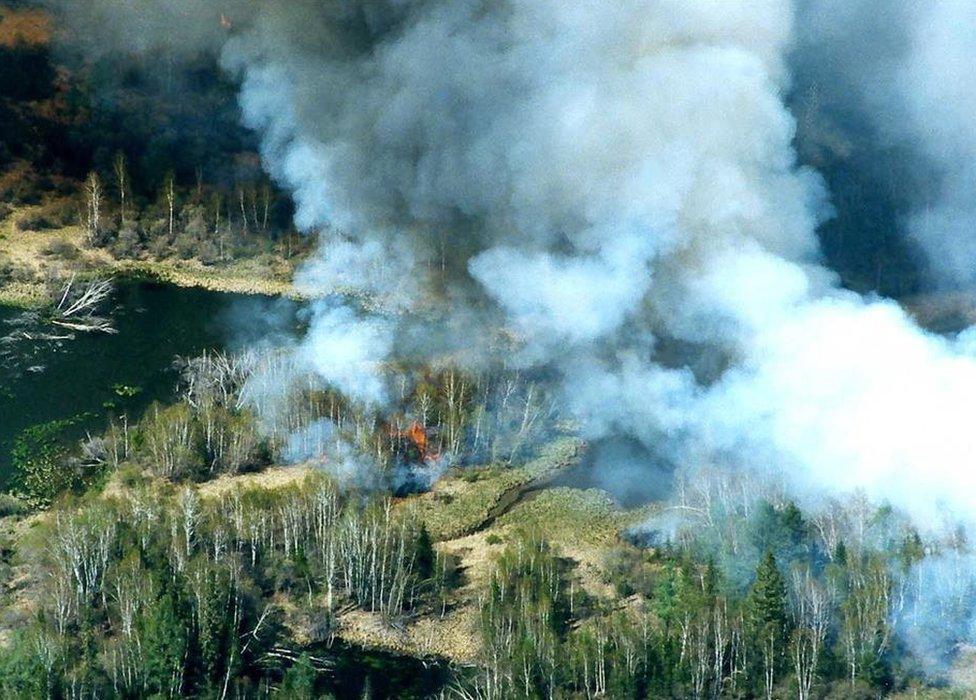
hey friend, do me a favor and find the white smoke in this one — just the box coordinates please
[211,0,976,528]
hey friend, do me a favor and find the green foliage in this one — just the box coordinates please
[9,415,96,508]
[0,628,60,699]
[415,523,435,580]
[747,551,790,638]
[479,531,567,697]
[0,473,444,696]
[279,654,317,699]
[112,383,142,398]
[138,589,189,697]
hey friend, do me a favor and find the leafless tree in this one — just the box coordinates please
[49,276,116,334]
[84,171,102,246]
[113,152,128,228]
[790,567,835,700]
[165,172,177,240]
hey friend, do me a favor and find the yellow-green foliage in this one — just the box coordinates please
[412,437,583,541]
[497,488,624,547]
[520,436,584,478]
[414,466,530,541]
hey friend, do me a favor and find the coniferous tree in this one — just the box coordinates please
[747,551,791,699]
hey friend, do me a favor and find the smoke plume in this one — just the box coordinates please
[42,0,976,671]
[47,0,976,536]
[795,0,976,289]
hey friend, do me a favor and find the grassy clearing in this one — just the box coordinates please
[0,203,96,307]
[411,436,584,541]
[411,466,530,541]
[496,487,624,547]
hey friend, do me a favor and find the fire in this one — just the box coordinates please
[404,421,428,457]
[392,420,439,464]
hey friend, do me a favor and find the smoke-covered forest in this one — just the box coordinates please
[3,1,976,698]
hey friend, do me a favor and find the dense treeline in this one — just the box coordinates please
[0,3,254,194]
[0,473,449,697]
[0,485,952,698]
[0,3,308,275]
[5,350,961,698]
[8,346,556,506]
[460,502,942,700]
[5,348,967,698]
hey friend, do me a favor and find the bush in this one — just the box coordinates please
[112,221,142,258]
[134,403,204,481]
[0,255,32,285]
[40,198,77,227]
[16,211,57,231]
[0,494,27,518]
[174,230,198,259]
[9,416,96,509]
[0,165,43,205]
[40,238,80,260]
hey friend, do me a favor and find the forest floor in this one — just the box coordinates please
[330,436,656,664]
[0,200,299,308]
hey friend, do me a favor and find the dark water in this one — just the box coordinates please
[0,281,295,481]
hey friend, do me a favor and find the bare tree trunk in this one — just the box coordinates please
[114,153,127,228]
[85,172,102,246]
[166,173,176,240]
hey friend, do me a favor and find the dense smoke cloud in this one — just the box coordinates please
[42,0,976,669]
[209,0,976,531]
[45,0,976,527]
[795,0,976,289]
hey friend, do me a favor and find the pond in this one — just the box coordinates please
[0,280,297,483]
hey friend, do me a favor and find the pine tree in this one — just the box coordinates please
[747,551,791,698]
[748,552,788,630]
[280,653,317,699]
[833,540,848,566]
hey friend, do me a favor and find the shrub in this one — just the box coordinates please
[40,238,80,260]
[0,494,27,518]
[112,221,142,258]
[134,403,204,481]
[39,198,78,227]
[0,167,43,205]
[16,211,57,231]
[0,255,32,285]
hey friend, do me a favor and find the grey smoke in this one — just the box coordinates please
[795,0,976,289]
[49,0,976,536]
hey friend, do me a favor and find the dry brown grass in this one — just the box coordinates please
[0,199,300,307]
[196,464,315,499]
[0,8,50,47]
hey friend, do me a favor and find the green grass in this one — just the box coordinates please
[412,437,584,541]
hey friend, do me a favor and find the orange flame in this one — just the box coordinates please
[404,421,428,458]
